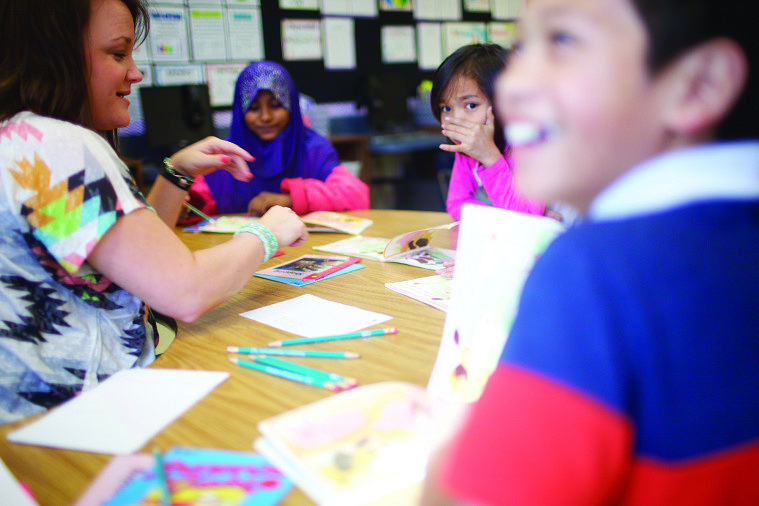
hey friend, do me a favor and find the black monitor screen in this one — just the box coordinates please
[365,72,411,132]
[139,84,214,150]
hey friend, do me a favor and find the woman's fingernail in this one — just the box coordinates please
[220,155,230,163]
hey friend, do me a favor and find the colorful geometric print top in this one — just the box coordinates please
[0,112,156,425]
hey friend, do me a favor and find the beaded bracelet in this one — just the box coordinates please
[234,222,278,263]
[160,158,194,191]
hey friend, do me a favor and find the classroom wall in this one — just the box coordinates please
[130,0,521,122]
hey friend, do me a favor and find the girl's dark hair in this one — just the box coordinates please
[0,0,149,151]
[430,43,509,153]
[631,0,757,140]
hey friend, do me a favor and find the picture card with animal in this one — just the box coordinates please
[73,447,292,506]
[256,254,360,281]
[427,205,566,402]
[253,381,464,506]
[313,222,458,270]
[299,211,374,234]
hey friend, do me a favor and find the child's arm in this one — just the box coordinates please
[478,156,546,216]
[280,165,370,215]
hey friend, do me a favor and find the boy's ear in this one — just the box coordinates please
[661,38,748,137]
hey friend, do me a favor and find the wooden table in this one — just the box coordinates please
[0,209,458,506]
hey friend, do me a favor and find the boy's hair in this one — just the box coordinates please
[0,0,149,150]
[430,43,509,153]
[631,0,757,140]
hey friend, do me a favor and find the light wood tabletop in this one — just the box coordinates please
[0,209,458,506]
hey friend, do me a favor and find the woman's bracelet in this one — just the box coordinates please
[160,157,194,191]
[234,222,278,263]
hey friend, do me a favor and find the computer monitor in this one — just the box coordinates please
[364,72,411,133]
[139,84,215,151]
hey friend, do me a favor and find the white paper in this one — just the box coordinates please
[0,457,38,506]
[323,17,356,70]
[239,294,392,337]
[7,369,229,455]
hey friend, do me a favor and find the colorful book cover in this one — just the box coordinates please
[254,381,461,506]
[255,263,365,287]
[300,211,373,235]
[427,205,566,402]
[256,255,355,280]
[313,222,458,270]
[74,447,292,506]
[385,275,452,312]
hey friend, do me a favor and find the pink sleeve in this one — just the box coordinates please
[479,155,545,216]
[445,153,545,221]
[280,165,370,215]
[437,365,632,505]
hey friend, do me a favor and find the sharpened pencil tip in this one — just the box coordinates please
[227,356,239,364]
[268,341,282,347]
[227,346,239,353]
[345,352,361,359]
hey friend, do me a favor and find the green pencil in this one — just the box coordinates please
[184,202,213,223]
[268,327,398,347]
[251,355,358,389]
[226,347,360,359]
[229,356,343,392]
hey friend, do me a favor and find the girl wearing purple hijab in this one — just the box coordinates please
[192,61,369,216]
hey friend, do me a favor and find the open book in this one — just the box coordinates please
[313,222,458,270]
[427,205,566,403]
[254,381,463,506]
[385,275,452,312]
[300,211,373,234]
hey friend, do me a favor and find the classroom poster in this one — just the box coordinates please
[491,0,525,20]
[279,0,319,10]
[189,8,228,61]
[379,0,412,12]
[488,21,518,49]
[226,7,265,61]
[281,19,323,61]
[414,0,462,20]
[321,0,378,17]
[442,22,487,56]
[153,64,205,85]
[381,25,417,64]
[149,6,190,62]
[206,62,248,107]
[323,17,357,70]
[417,22,443,70]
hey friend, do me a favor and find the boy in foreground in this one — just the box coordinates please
[421,0,758,503]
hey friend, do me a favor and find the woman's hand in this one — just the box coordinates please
[257,205,308,248]
[439,107,502,168]
[170,137,255,181]
[248,192,293,216]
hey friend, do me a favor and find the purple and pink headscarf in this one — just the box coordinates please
[203,61,339,214]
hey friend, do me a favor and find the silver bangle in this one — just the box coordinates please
[161,158,194,191]
[234,222,278,262]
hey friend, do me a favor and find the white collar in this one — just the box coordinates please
[588,141,759,221]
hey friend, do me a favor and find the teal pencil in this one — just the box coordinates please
[226,347,360,359]
[268,327,398,347]
[251,355,358,389]
[228,356,342,392]
[152,447,171,506]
